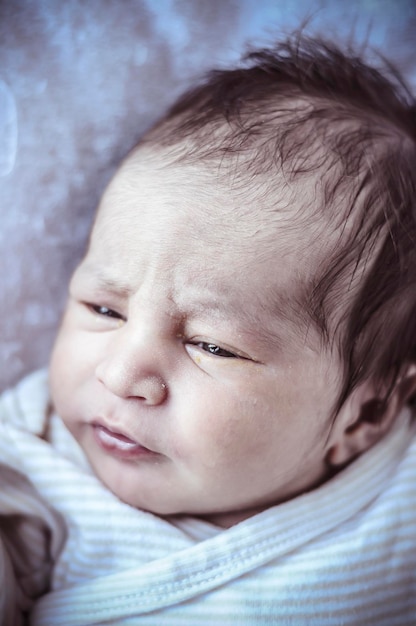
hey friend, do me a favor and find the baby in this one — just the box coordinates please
[1,34,416,625]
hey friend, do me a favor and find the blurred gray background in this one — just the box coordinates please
[1,0,415,391]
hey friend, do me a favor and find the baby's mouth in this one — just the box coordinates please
[92,422,156,458]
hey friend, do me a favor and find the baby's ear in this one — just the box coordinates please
[327,367,416,468]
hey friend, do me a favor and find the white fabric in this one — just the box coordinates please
[1,369,415,625]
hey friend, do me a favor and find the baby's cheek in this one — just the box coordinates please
[193,394,277,468]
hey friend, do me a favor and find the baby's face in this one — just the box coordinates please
[50,146,343,526]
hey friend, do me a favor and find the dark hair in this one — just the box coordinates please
[144,33,416,415]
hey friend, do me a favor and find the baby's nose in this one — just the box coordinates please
[96,360,168,405]
[95,333,169,405]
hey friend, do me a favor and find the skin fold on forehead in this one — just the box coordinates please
[101,141,342,276]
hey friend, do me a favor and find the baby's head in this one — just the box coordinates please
[49,35,416,526]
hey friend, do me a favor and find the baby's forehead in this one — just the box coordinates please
[98,148,338,313]
[101,143,338,285]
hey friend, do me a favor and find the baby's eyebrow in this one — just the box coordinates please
[183,290,312,348]
[77,265,132,297]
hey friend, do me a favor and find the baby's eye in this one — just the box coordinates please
[88,304,124,320]
[197,342,237,358]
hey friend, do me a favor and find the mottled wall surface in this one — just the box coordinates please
[0,0,415,391]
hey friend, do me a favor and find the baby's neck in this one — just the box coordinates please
[197,504,269,529]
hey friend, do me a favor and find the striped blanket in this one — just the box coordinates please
[1,369,415,625]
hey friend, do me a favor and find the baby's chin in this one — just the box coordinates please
[92,467,256,526]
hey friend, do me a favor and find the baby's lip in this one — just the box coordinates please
[96,423,138,444]
[91,419,158,456]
